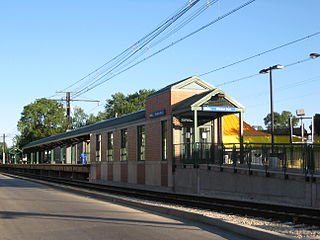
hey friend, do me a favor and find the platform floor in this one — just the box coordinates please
[0,174,251,240]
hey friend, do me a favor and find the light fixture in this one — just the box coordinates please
[259,64,284,147]
[259,64,284,74]
[310,53,320,59]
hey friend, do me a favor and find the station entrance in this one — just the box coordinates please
[173,89,245,165]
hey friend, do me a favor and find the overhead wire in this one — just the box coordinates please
[70,0,201,95]
[222,57,320,107]
[198,31,320,77]
[73,0,256,98]
[72,0,204,97]
[105,0,217,76]
[52,1,197,97]
[214,57,317,88]
[241,75,320,102]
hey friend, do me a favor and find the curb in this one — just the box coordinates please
[2,173,298,240]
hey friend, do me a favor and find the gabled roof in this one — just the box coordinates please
[147,76,215,98]
[23,110,146,151]
[172,91,211,112]
[191,88,245,110]
[172,88,245,114]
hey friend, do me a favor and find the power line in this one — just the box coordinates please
[52,1,198,97]
[100,0,217,77]
[73,0,256,98]
[198,31,320,77]
[214,57,316,88]
[216,73,259,87]
[241,75,320,102]
[60,1,201,97]
[247,90,319,109]
[72,0,207,97]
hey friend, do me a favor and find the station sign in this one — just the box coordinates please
[202,106,237,112]
[149,109,166,118]
[181,118,193,123]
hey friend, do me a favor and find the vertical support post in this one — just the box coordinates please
[2,134,5,164]
[60,147,64,164]
[36,151,39,164]
[239,111,244,164]
[289,117,293,144]
[66,92,72,130]
[51,150,54,164]
[301,117,304,142]
[194,110,198,166]
[194,110,199,143]
[220,115,224,144]
[269,70,275,147]
[311,116,314,143]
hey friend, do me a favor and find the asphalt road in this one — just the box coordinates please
[0,174,251,240]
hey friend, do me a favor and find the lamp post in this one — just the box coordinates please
[259,64,284,146]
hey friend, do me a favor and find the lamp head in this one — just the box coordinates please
[259,69,268,74]
[272,64,284,70]
[310,53,320,59]
[259,64,284,74]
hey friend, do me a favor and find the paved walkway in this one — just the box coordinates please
[0,174,251,240]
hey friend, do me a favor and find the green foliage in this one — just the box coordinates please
[103,89,155,119]
[87,89,155,124]
[17,98,67,147]
[264,111,298,129]
[255,126,264,131]
[85,113,103,125]
[72,108,89,129]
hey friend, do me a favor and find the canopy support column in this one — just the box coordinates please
[194,110,199,143]
[239,111,244,163]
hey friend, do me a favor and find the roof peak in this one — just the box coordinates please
[147,76,215,98]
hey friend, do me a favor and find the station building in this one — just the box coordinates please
[23,76,268,189]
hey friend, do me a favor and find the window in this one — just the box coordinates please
[120,129,128,161]
[161,121,168,160]
[107,132,113,161]
[137,125,145,161]
[96,134,101,162]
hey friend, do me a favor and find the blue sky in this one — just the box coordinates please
[1,0,319,145]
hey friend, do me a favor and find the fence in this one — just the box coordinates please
[173,142,320,175]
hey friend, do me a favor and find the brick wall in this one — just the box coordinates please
[171,89,205,105]
[90,133,96,163]
[145,119,162,161]
[101,132,107,162]
[128,125,137,161]
[146,91,171,119]
[113,129,121,162]
[89,86,207,188]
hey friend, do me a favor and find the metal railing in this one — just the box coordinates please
[173,142,320,175]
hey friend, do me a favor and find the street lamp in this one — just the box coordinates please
[259,64,284,146]
[310,53,320,59]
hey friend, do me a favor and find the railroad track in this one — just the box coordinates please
[2,170,320,227]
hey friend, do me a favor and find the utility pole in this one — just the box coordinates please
[51,92,99,130]
[2,134,6,164]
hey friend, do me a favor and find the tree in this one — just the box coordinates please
[72,108,89,129]
[85,113,103,125]
[103,89,155,119]
[264,110,298,130]
[17,98,67,147]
